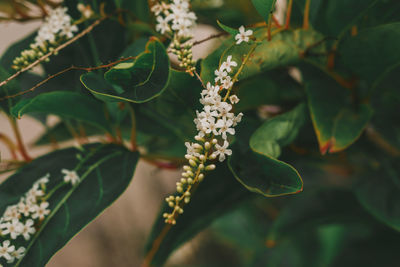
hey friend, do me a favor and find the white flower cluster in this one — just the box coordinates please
[163,55,243,224]
[12,7,78,71]
[0,174,51,264]
[151,0,197,73]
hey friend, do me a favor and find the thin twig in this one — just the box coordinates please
[0,56,136,101]
[303,0,311,29]
[0,16,107,89]
[8,117,31,162]
[192,32,228,46]
[285,0,293,29]
[193,70,206,89]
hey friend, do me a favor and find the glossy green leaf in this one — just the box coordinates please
[250,103,307,158]
[201,28,324,84]
[339,22,400,85]
[0,143,139,266]
[251,0,277,22]
[81,38,170,103]
[228,118,303,197]
[303,65,373,154]
[10,91,112,133]
[217,20,239,36]
[145,163,250,266]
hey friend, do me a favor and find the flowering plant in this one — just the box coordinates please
[0,0,399,266]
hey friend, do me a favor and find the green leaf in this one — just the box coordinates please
[0,66,20,114]
[251,0,277,22]
[228,118,303,197]
[303,65,373,154]
[0,143,139,266]
[10,91,112,133]
[354,156,400,231]
[81,38,170,103]
[201,28,324,84]
[339,22,400,85]
[250,103,307,158]
[217,20,239,36]
[145,163,250,266]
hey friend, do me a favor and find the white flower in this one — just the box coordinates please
[77,4,93,18]
[156,16,171,34]
[26,184,44,201]
[2,205,20,221]
[215,117,235,139]
[212,141,232,162]
[0,240,15,262]
[235,25,253,44]
[35,173,50,186]
[1,218,23,239]
[185,142,200,157]
[18,199,34,217]
[221,76,233,89]
[220,55,238,73]
[7,247,25,264]
[229,95,240,104]
[233,112,243,126]
[214,68,228,83]
[61,169,80,186]
[21,219,36,241]
[202,117,219,135]
[151,4,163,16]
[32,202,50,220]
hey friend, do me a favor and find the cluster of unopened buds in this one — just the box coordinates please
[163,55,244,224]
[12,6,78,71]
[151,0,197,73]
[0,169,79,265]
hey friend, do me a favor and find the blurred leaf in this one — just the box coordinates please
[250,103,307,158]
[0,143,139,266]
[81,38,170,103]
[145,163,250,266]
[0,66,20,114]
[33,121,102,146]
[11,91,112,133]
[251,0,277,22]
[235,70,303,112]
[339,22,400,85]
[303,65,373,154]
[228,118,303,197]
[293,0,378,36]
[355,157,400,231]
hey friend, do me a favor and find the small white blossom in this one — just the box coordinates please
[215,117,235,139]
[214,68,228,83]
[229,95,240,104]
[233,112,244,126]
[2,205,20,222]
[7,247,25,264]
[61,169,80,186]
[235,25,253,44]
[21,219,36,241]
[18,199,34,217]
[32,202,50,220]
[212,141,232,162]
[156,16,171,34]
[185,142,201,158]
[1,219,23,239]
[220,55,238,73]
[221,76,233,89]
[0,240,15,262]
